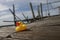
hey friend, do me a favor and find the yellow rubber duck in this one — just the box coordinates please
[15,22,27,32]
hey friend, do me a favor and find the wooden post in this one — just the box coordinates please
[9,4,16,26]
[37,5,40,18]
[40,3,43,18]
[22,13,27,20]
[13,4,16,26]
[22,13,29,23]
[30,2,35,19]
[47,0,50,16]
[58,6,60,15]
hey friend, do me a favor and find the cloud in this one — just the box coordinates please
[6,0,14,2]
[0,10,38,20]
[0,11,13,20]
[0,0,60,20]
[0,14,13,19]
[0,4,9,11]
[0,0,14,2]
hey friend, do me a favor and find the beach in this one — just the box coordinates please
[0,15,60,40]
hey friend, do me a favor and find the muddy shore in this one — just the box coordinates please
[0,15,60,40]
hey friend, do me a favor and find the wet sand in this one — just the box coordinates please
[0,15,60,40]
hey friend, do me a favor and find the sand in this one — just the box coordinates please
[0,15,60,40]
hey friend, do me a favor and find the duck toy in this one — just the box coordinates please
[15,22,27,32]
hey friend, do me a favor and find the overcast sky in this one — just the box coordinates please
[0,0,60,22]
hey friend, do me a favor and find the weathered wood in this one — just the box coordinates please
[40,3,43,18]
[37,5,41,18]
[30,2,35,19]
[22,13,29,23]
[22,13,27,20]
[47,0,50,16]
[57,6,60,15]
[9,4,16,26]
[13,4,16,26]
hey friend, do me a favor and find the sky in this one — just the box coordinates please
[0,0,60,25]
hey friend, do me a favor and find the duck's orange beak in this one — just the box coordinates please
[16,22,21,26]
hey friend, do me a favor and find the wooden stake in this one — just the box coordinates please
[9,4,16,26]
[40,3,43,18]
[22,13,29,23]
[37,5,40,18]
[30,2,35,19]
